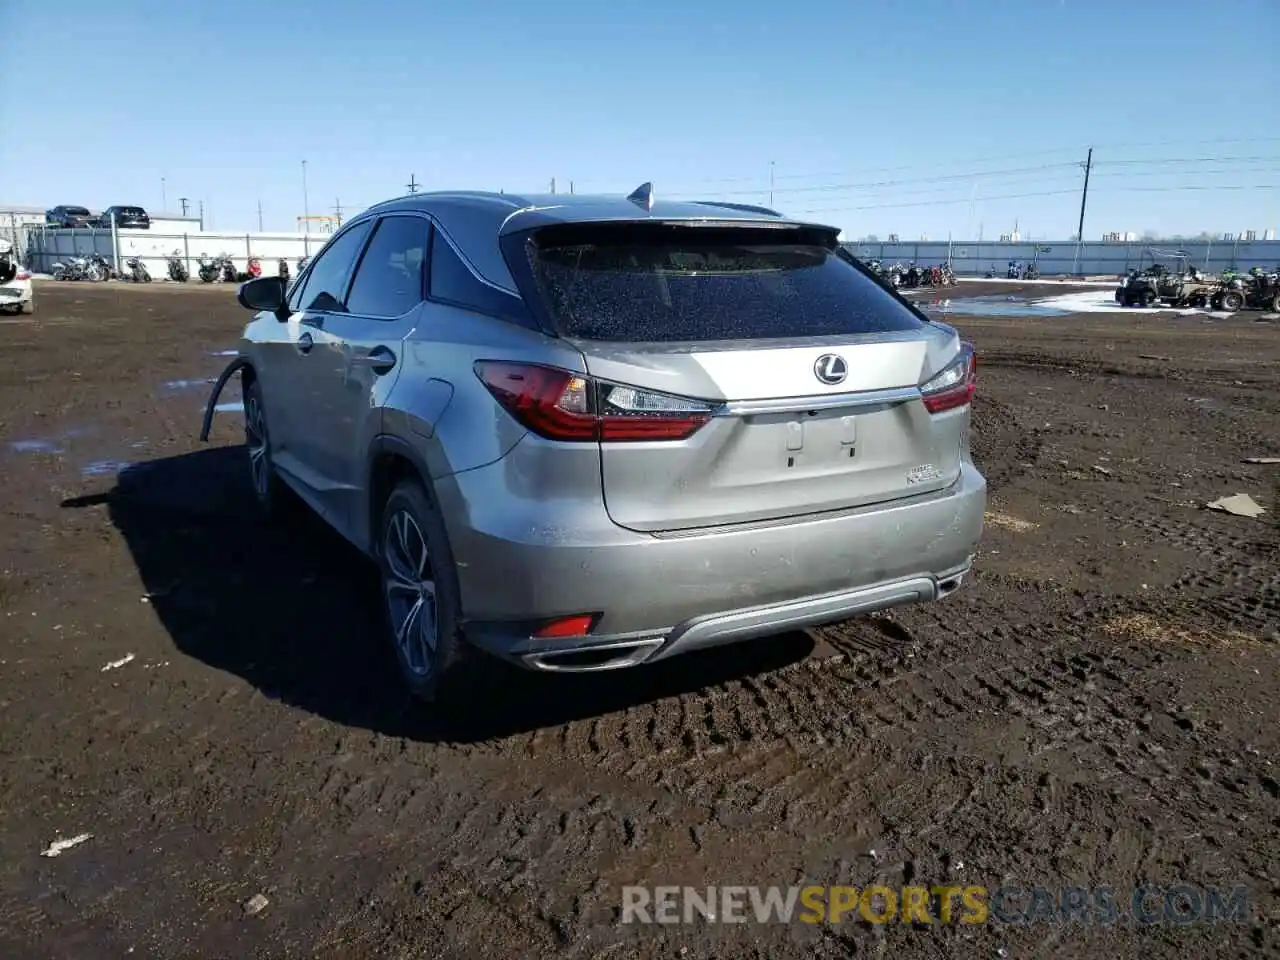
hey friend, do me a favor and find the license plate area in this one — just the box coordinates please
[777,409,859,470]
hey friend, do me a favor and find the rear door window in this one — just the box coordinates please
[345,216,428,318]
[522,224,925,342]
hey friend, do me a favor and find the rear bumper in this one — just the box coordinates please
[437,457,986,670]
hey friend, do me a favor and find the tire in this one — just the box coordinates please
[1140,289,1157,307]
[1271,293,1280,313]
[378,478,474,705]
[1220,291,1243,312]
[243,377,289,517]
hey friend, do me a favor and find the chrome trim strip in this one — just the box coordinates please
[716,385,921,416]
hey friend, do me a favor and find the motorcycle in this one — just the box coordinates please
[1022,263,1040,281]
[247,257,262,279]
[84,254,112,281]
[197,255,220,283]
[123,256,152,283]
[277,258,290,282]
[52,256,90,281]
[297,255,310,274]
[220,255,238,283]
[167,250,189,283]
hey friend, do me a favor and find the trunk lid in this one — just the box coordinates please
[578,327,965,531]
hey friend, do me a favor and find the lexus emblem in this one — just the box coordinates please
[814,353,848,386]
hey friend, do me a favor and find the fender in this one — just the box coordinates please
[198,357,250,441]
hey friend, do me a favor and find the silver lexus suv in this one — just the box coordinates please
[206,186,986,703]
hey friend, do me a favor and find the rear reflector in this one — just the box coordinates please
[532,614,597,638]
[921,343,976,414]
[475,361,712,442]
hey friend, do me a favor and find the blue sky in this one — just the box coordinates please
[1,0,1276,239]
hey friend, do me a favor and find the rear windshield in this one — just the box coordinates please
[116,207,146,216]
[65,207,90,215]
[521,224,924,342]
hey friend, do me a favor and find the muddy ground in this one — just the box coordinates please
[0,282,1277,959]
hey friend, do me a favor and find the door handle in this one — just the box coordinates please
[296,331,314,355]
[353,345,396,375]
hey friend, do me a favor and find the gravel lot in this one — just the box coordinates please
[1,282,1277,959]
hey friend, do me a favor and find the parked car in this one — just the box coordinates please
[45,205,94,228]
[202,187,986,704]
[97,205,151,229]
[0,238,33,314]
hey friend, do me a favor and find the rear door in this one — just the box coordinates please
[521,223,970,532]
[304,214,429,534]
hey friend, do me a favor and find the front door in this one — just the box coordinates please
[301,214,431,536]
[268,219,373,525]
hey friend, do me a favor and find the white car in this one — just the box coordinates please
[0,240,33,315]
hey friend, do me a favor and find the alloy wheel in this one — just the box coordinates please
[383,509,438,679]
[244,390,269,500]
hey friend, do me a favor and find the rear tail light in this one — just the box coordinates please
[475,361,713,442]
[15,268,30,281]
[920,343,976,414]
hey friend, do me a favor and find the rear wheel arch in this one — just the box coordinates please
[366,436,437,554]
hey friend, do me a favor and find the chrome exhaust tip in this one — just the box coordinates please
[522,637,666,673]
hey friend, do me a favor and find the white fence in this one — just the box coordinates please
[841,238,1280,278]
[24,226,331,278]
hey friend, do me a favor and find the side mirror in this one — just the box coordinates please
[237,275,288,314]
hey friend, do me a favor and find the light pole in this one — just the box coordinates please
[301,160,310,232]
[161,177,167,212]
[769,160,775,207]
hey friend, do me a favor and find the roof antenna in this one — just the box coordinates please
[626,182,654,211]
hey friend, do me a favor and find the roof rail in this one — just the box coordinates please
[691,200,784,218]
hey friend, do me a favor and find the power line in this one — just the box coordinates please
[668,154,1279,202]
[573,140,1280,191]
[1095,154,1280,167]
[787,181,1279,215]
[790,188,1081,214]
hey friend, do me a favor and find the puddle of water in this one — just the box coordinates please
[921,295,1070,318]
[10,439,65,455]
[81,460,132,478]
[162,377,216,391]
[213,402,242,413]
[210,349,239,357]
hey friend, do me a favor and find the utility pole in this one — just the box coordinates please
[257,200,263,232]
[406,173,419,194]
[1074,147,1093,274]
[198,200,205,230]
[178,197,190,217]
[569,180,574,195]
[333,198,344,227]
[769,160,775,207]
[550,177,556,195]
[302,159,310,226]
[161,177,167,211]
